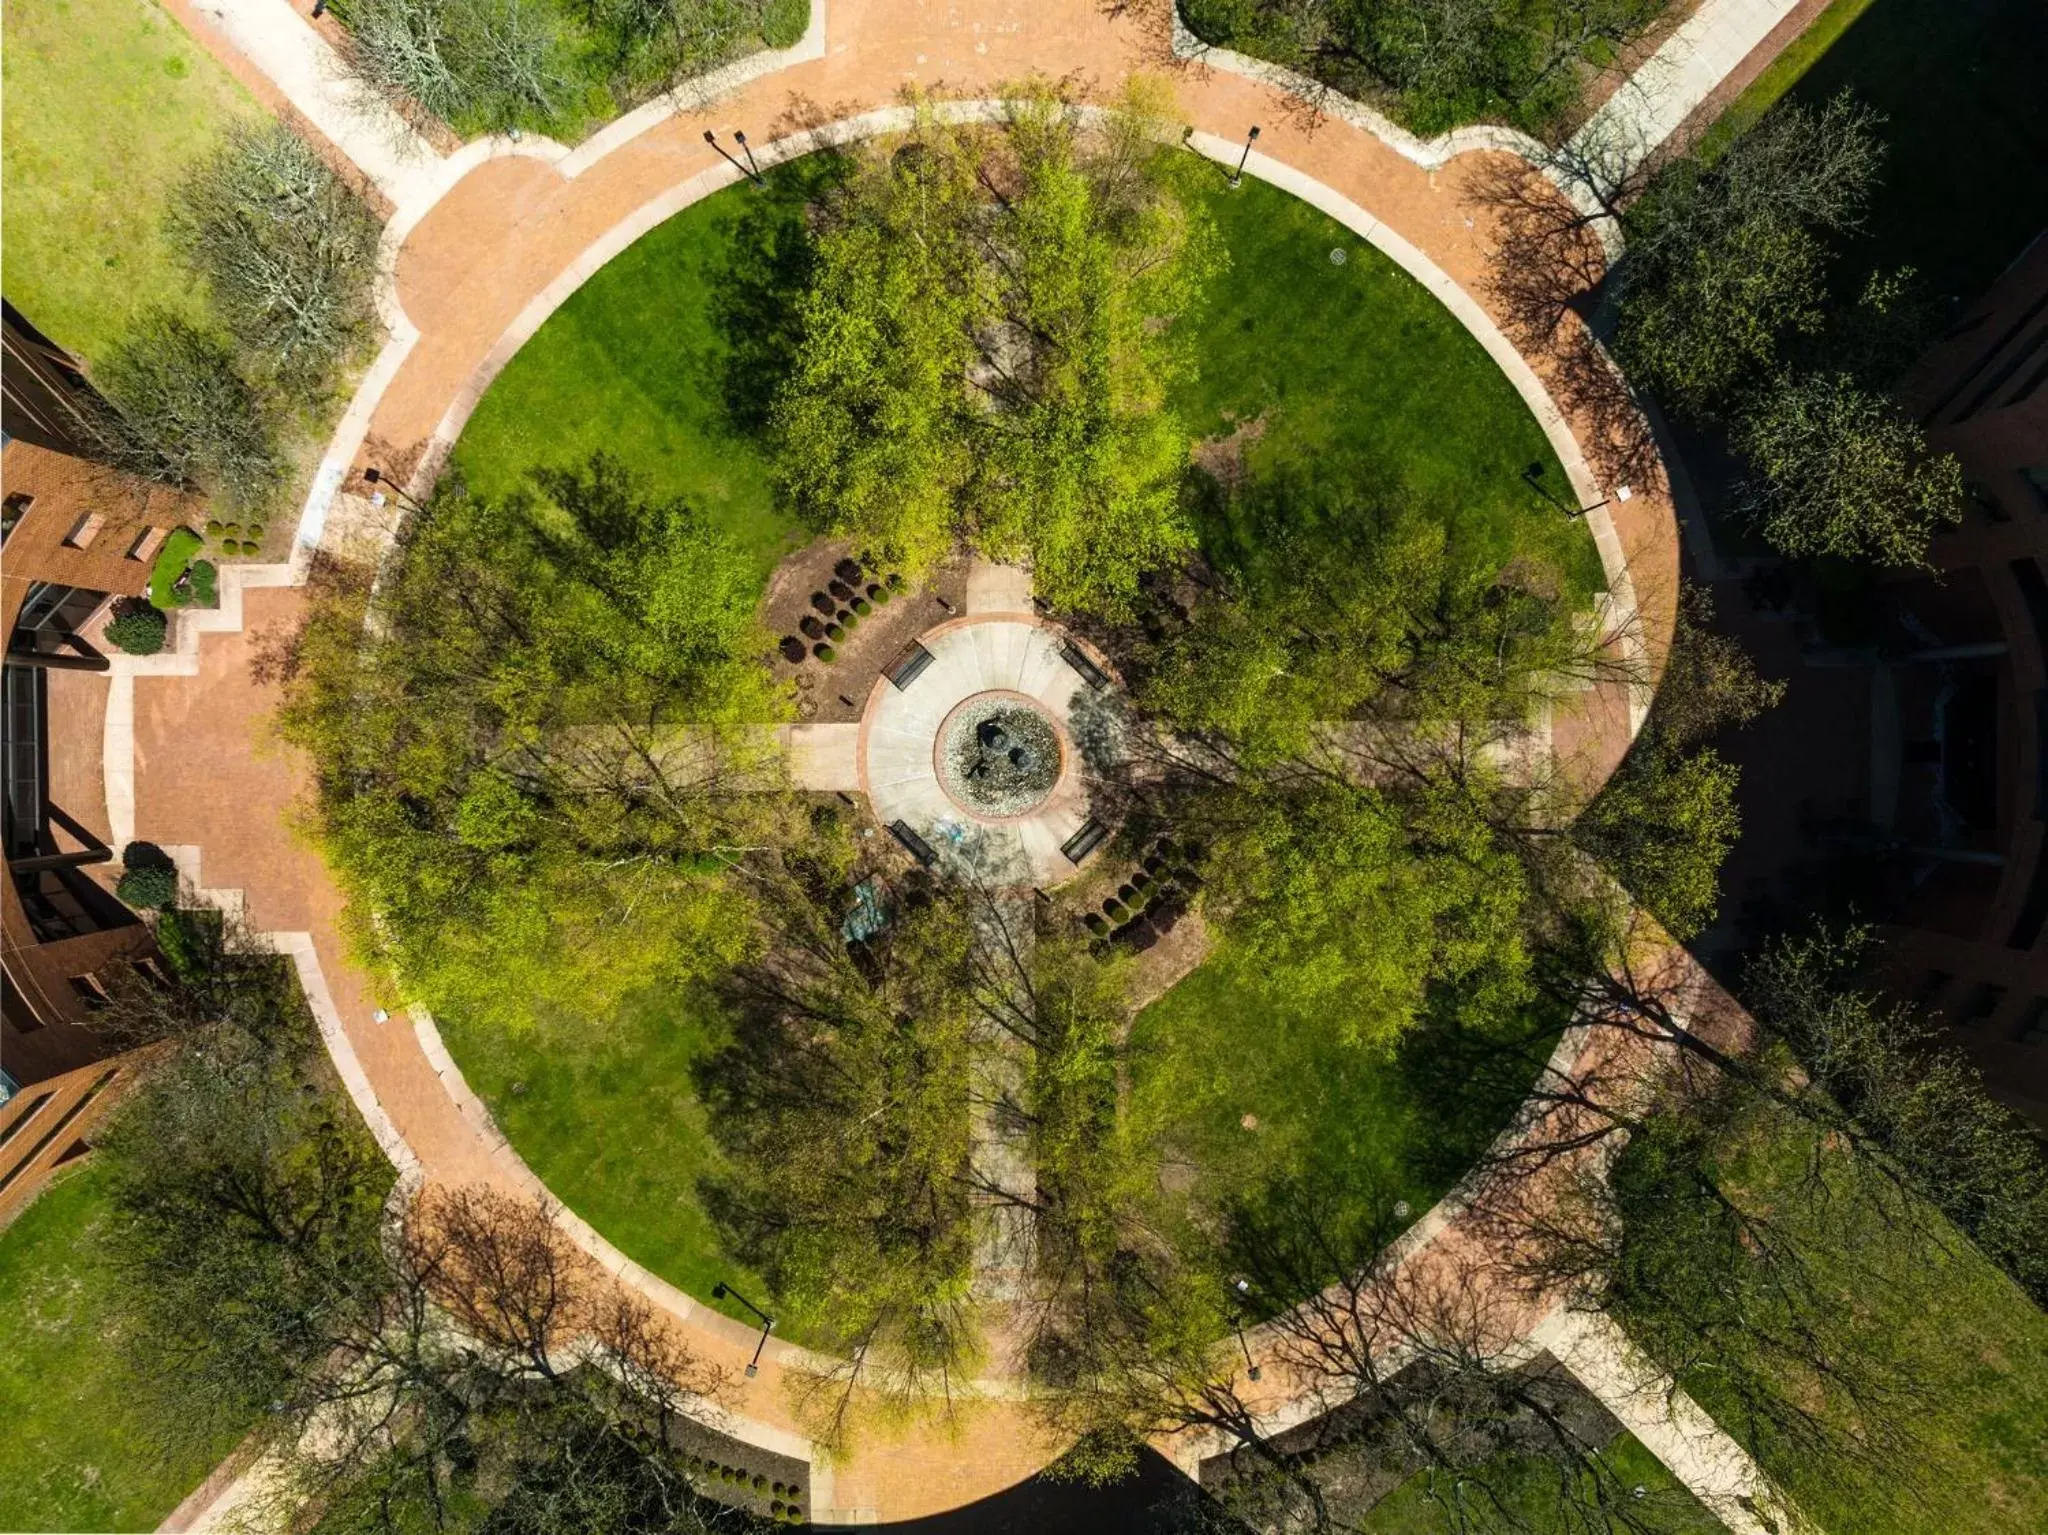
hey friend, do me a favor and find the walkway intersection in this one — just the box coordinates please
[108,0,1826,1525]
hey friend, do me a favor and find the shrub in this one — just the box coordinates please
[753,1474,768,1491]
[1083,912,1109,935]
[340,0,572,136]
[170,121,380,402]
[815,644,836,663]
[852,598,872,616]
[1117,883,1138,904]
[886,571,904,589]
[187,560,220,608]
[840,611,860,633]
[105,598,168,656]
[871,584,891,605]
[97,312,282,514]
[1130,870,1152,891]
[205,518,223,536]
[799,615,824,639]
[1103,898,1127,922]
[824,623,844,642]
[834,557,863,583]
[117,862,179,911]
[247,522,265,540]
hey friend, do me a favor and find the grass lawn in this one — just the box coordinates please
[1127,947,1571,1285]
[451,156,836,580]
[1,0,262,362]
[1670,1105,2048,1535]
[1175,174,1603,603]
[1359,1432,1721,1533]
[433,986,775,1335]
[1706,0,2048,303]
[443,147,1604,1320]
[0,1163,248,1532]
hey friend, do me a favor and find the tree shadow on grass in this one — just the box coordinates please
[709,152,854,438]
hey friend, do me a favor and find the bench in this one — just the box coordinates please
[888,819,938,868]
[1059,640,1111,691]
[885,642,937,691]
[1060,816,1109,865]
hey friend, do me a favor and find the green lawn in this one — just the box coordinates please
[1359,1432,1721,1533]
[0,1163,247,1532]
[1,0,262,362]
[1175,175,1602,602]
[1705,0,2048,302]
[1678,1109,2048,1535]
[1127,946,1569,1284]
[443,147,1603,1323]
[434,986,775,1335]
[451,156,835,579]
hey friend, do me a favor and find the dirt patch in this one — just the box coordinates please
[1124,906,1214,1014]
[1189,412,1268,492]
[760,536,972,723]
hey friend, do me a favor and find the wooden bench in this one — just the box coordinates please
[1059,639,1111,691]
[885,642,937,691]
[1060,816,1109,865]
[888,819,938,868]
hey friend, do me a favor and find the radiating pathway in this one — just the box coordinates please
[1569,0,1808,166]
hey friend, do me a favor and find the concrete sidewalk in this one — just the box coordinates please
[187,0,443,206]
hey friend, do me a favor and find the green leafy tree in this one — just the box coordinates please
[96,970,393,1457]
[700,845,982,1444]
[775,86,1219,616]
[1745,926,2048,1304]
[1616,92,1883,419]
[1734,369,1965,566]
[278,452,790,1035]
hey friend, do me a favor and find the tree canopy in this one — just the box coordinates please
[279,452,793,1034]
[774,88,1221,617]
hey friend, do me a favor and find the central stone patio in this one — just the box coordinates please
[858,611,1121,888]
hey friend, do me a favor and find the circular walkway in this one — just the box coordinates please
[129,1,1708,1522]
[859,616,1125,888]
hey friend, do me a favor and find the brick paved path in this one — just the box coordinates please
[117,0,1820,1525]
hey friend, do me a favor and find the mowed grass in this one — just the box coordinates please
[433,986,775,1334]
[1684,1109,2048,1535]
[452,156,840,580]
[443,149,1607,1316]
[1360,1432,1722,1533]
[1175,174,1604,602]
[0,1163,247,1533]
[1127,949,1570,1284]
[1,0,262,361]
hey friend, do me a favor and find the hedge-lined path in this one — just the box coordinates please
[121,0,1821,1524]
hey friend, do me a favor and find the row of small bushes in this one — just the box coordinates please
[781,557,907,666]
[681,1452,805,1522]
[1082,838,1204,947]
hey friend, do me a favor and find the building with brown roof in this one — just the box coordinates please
[2,431,204,1217]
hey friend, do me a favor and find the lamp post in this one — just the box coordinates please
[733,129,764,183]
[1232,1313,1262,1383]
[1521,460,1629,519]
[361,466,427,515]
[703,130,765,188]
[713,1281,777,1377]
[1230,125,1260,189]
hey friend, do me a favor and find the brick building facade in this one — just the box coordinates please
[2,435,201,1217]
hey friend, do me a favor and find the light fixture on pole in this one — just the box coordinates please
[713,1281,777,1377]
[361,466,426,515]
[1230,125,1261,189]
[1232,1313,1262,1383]
[704,129,765,188]
[733,129,764,183]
